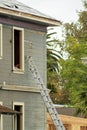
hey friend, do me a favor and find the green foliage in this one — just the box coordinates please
[47,29,60,91]
[73,85,87,118]
[47,29,69,104]
[59,0,87,117]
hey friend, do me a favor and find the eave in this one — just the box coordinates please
[0,7,61,26]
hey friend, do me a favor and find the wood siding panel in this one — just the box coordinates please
[0,21,47,130]
[0,24,47,87]
[0,90,46,130]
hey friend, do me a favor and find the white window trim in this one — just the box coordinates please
[13,27,24,74]
[0,102,3,130]
[0,24,3,59]
[13,102,24,130]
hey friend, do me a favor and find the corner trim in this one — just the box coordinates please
[0,24,3,59]
[0,101,3,130]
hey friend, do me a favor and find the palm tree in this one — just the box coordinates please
[46,29,63,103]
[47,29,62,74]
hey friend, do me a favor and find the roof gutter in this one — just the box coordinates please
[0,7,61,26]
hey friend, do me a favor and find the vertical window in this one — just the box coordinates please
[0,102,3,130]
[0,24,2,59]
[13,102,24,130]
[64,124,71,130]
[13,27,24,72]
[80,126,87,130]
[49,124,56,130]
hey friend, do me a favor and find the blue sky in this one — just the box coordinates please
[18,0,84,39]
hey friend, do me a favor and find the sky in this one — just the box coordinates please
[18,0,84,39]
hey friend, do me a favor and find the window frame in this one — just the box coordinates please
[13,102,24,130]
[0,24,3,59]
[80,126,87,130]
[13,27,24,73]
[0,102,3,130]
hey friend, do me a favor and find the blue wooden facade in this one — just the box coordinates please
[0,0,60,130]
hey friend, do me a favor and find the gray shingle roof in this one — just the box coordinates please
[0,0,57,21]
[56,107,84,118]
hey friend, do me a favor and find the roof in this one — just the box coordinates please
[56,107,84,118]
[56,107,75,116]
[0,105,20,115]
[0,0,61,26]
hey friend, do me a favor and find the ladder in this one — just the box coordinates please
[27,56,65,130]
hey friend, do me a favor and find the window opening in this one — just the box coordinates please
[14,30,20,69]
[13,27,24,72]
[14,106,22,130]
[64,124,71,130]
[80,126,87,130]
[13,103,24,130]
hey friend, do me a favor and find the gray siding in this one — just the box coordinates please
[0,22,47,130]
[0,90,46,130]
[0,24,47,87]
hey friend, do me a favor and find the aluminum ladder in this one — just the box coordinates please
[27,56,65,130]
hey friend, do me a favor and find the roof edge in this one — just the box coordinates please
[0,7,61,26]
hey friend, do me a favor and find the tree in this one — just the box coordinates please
[60,0,87,117]
[73,85,87,118]
[47,29,68,104]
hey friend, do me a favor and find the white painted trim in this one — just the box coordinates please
[13,102,24,130]
[0,8,61,26]
[13,27,24,73]
[1,84,40,93]
[0,102,3,130]
[0,24,3,59]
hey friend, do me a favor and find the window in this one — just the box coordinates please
[0,102,3,130]
[13,102,24,130]
[48,124,56,130]
[0,24,2,59]
[80,126,87,130]
[13,27,24,72]
[64,124,71,130]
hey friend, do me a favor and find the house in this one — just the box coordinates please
[47,107,87,130]
[0,0,61,130]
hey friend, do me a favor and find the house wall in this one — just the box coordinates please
[0,16,47,130]
[0,89,46,130]
[0,18,47,87]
